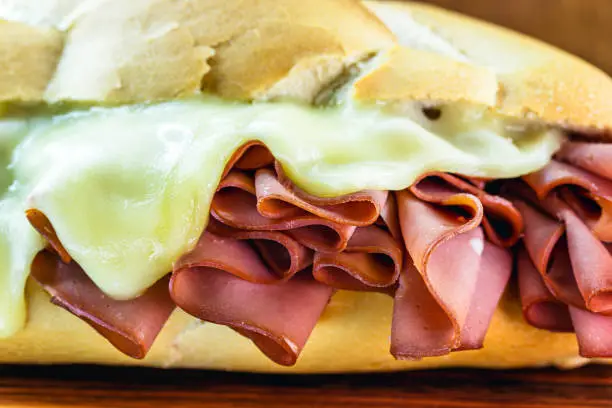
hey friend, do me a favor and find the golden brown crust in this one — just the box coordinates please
[353,46,498,107]
[0,20,62,102]
[365,1,612,134]
[2,0,395,103]
[2,0,611,135]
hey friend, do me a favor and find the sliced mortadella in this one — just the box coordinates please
[312,225,402,291]
[396,188,485,355]
[26,209,71,263]
[211,171,355,252]
[556,141,612,180]
[512,198,564,274]
[391,232,508,358]
[411,172,523,247]
[396,189,483,270]
[459,241,512,350]
[221,141,274,178]
[170,267,333,366]
[569,306,612,358]
[176,229,282,284]
[516,197,612,314]
[464,176,489,190]
[30,250,175,359]
[563,210,612,314]
[258,167,387,225]
[513,199,584,308]
[517,246,573,332]
[392,260,455,359]
[206,218,312,281]
[523,160,612,242]
[379,193,402,240]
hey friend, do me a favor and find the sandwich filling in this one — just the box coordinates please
[2,96,612,365]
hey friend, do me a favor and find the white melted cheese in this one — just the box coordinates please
[0,97,564,336]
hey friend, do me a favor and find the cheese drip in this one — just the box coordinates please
[0,97,563,336]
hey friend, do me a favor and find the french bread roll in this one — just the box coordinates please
[0,0,611,372]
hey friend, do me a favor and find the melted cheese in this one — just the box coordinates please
[0,97,563,336]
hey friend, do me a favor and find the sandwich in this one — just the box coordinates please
[0,0,611,373]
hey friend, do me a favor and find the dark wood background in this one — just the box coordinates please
[418,0,612,74]
[1,1,611,407]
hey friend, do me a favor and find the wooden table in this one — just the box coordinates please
[0,364,610,407]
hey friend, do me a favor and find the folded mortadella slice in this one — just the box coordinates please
[517,245,573,332]
[411,172,523,247]
[511,198,581,307]
[261,166,388,225]
[458,241,512,350]
[515,197,612,314]
[464,176,490,190]
[556,141,612,181]
[211,170,356,252]
[221,141,274,178]
[206,218,313,281]
[563,209,612,314]
[177,229,286,283]
[170,267,333,366]
[523,160,612,242]
[392,260,454,359]
[391,230,510,358]
[30,250,175,359]
[569,306,612,358]
[394,189,485,356]
[397,189,483,270]
[312,225,402,291]
[379,193,402,240]
[26,209,72,263]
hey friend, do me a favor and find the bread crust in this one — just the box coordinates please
[365,1,612,134]
[0,0,611,372]
[1,0,395,103]
[2,0,612,134]
[2,281,586,372]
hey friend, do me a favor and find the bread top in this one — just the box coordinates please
[0,0,395,103]
[1,0,612,134]
[364,1,612,134]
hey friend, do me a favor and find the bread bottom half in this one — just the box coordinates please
[0,280,598,373]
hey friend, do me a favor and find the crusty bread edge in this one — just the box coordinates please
[0,280,591,373]
[364,1,612,135]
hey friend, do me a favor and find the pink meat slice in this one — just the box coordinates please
[556,141,612,180]
[211,171,356,252]
[312,225,402,291]
[265,165,388,226]
[393,188,510,358]
[391,229,511,358]
[569,306,612,358]
[517,245,574,332]
[206,218,313,281]
[30,250,175,359]
[221,140,274,178]
[523,160,612,242]
[170,266,333,366]
[411,172,523,248]
[514,197,612,314]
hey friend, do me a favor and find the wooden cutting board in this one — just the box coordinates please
[0,364,610,407]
